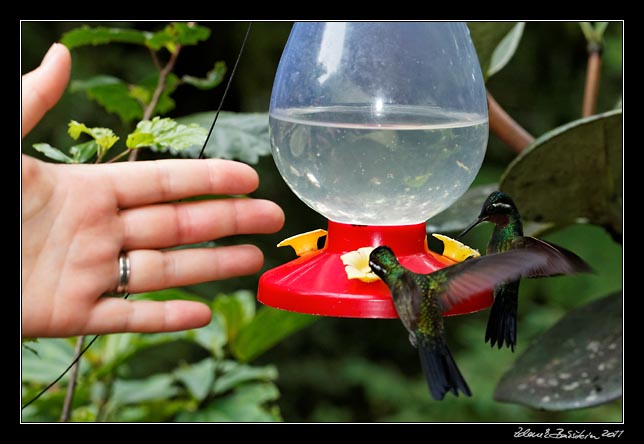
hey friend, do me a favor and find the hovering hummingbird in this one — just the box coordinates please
[458,191,593,352]
[368,243,591,401]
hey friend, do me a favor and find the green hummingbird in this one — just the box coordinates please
[368,243,591,401]
[458,191,593,352]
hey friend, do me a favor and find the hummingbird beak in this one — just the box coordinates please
[457,216,485,239]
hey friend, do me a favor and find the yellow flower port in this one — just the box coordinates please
[431,233,480,262]
[340,247,380,283]
[277,229,328,257]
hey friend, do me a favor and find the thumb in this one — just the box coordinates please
[21,43,71,138]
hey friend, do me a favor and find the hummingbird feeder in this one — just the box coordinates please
[258,22,492,318]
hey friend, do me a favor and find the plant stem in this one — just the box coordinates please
[128,46,182,161]
[59,336,85,422]
[487,90,535,153]
[106,149,132,164]
[582,47,602,117]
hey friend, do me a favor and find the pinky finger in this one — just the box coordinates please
[86,299,212,334]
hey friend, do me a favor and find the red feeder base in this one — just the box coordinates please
[257,221,493,318]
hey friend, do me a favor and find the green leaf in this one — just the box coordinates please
[22,338,87,384]
[111,374,179,406]
[176,382,281,422]
[176,111,271,164]
[467,22,520,80]
[174,358,217,401]
[138,72,180,116]
[488,22,525,78]
[494,292,622,410]
[232,307,318,363]
[500,109,622,242]
[71,76,143,122]
[426,183,498,234]
[146,22,211,51]
[69,140,99,163]
[212,291,256,344]
[32,143,73,163]
[126,117,207,151]
[193,316,228,359]
[212,361,278,395]
[67,120,119,154]
[135,288,210,304]
[61,25,150,49]
[182,61,227,90]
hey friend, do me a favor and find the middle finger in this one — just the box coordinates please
[120,198,284,250]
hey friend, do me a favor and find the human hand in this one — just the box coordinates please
[22,44,285,338]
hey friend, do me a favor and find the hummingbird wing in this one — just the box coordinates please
[509,236,595,277]
[435,248,586,314]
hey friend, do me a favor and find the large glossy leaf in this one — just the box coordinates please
[231,307,318,363]
[467,22,523,80]
[426,183,498,233]
[494,292,622,410]
[176,382,281,422]
[500,110,622,241]
[32,143,73,164]
[176,112,271,164]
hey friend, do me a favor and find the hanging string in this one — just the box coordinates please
[199,22,252,159]
[22,22,253,412]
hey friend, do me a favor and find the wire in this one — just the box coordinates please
[199,22,253,160]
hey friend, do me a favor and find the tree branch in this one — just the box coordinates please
[59,336,85,422]
[128,46,182,161]
[487,90,535,153]
[582,48,602,117]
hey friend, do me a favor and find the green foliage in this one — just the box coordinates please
[126,117,206,152]
[495,292,621,410]
[22,290,310,422]
[467,22,522,80]
[177,111,272,164]
[501,110,622,241]
[70,75,144,122]
[182,61,227,90]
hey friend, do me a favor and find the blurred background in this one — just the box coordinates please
[21,21,622,422]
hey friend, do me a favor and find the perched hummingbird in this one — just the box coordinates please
[369,244,590,401]
[458,191,593,352]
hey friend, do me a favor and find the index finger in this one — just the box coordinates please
[105,159,260,208]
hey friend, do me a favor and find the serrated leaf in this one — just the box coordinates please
[71,76,143,122]
[232,307,317,363]
[494,292,622,410]
[111,374,179,406]
[182,61,227,90]
[488,22,525,78]
[174,358,216,401]
[67,120,119,153]
[32,143,73,163]
[467,22,519,80]
[212,291,256,344]
[146,22,211,51]
[176,382,281,422]
[177,111,271,164]
[61,25,150,49]
[500,110,622,242]
[212,361,278,395]
[137,72,180,116]
[126,117,206,151]
[69,140,99,163]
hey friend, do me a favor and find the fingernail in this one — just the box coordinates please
[41,43,62,67]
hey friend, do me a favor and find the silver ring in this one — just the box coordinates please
[115,252,131,294]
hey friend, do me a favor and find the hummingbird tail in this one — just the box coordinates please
[418,341,471,401]
[485,286,518,352]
